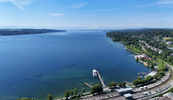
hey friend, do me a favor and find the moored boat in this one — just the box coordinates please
[92,69,97,77]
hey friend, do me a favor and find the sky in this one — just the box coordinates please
[0,0,173,29]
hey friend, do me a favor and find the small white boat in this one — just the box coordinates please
[92,69,97,77]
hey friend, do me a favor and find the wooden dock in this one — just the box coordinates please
[84,82,92,88]
[96,70,106,88]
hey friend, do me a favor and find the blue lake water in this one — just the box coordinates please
[0,30,152,100]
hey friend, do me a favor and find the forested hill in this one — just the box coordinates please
[0,29,66,35]
[107,28,173,37]
[106,28,173,45]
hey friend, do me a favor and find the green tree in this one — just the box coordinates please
[122,81,126,87]
[81,88,85,94]
[147,59,150,65]
[168,56,173,63]
[136,57,139,63]
[137,76,142,80]
[46,94,53,100]
[73,88,78,95]
[90,83,103,94]
[151,62,155,67]
[152,55,156,59]
[158,71,164,76]
[17,97,32,100]
[108,82,117,88]
[145,76,153,84]
[133,79,139,86]
[140,57,144,61]
[69,90,74,96]
[64,90,70,100]
[118,82,122,87]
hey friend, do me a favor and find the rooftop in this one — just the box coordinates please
[117,88,133,93]
[145,71,157,78]
[123,93,132,98]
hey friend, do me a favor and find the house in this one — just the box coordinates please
[163,92,173,99]
[154,66,158,71]
[166,41,172,45]
[135,55,144,59]
[169,53,173,56]
[145,71,157,78]
[159,50,163,54]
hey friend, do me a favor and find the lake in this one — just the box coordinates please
[0,30,152,100]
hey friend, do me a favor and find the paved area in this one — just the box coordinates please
[79,62,173,100]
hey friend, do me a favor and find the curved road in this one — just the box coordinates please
[80,62,173,100]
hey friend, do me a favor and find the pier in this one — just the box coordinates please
[96,70,106,88]
[129,55,136,56]
[84,82,92,88]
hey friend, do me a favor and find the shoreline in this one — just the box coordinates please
[0,29,66,36]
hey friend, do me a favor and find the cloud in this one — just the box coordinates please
[0,0,34,11]
[97,8,119,11]
[11,0,25,11]
[133,0,173,8]
[156,0,173,4]
[50,13,64,16]
[72,3,87,8]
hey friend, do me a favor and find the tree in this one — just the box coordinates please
[137,76,142,80]
[73,88,78,95]
[151,62,155,67]
[122,81,126,87]
[46,94,53,100]
[81,88,85,94]
[108,82,117,88]
[158,71,164,76]
[17,97,32,100]
[136,57,139,63]
[147,59,150,65]
[133,79,139,86]
[64,90,70,100]
[140,57,144,61]
[69,90,74,96]
[145,76,153,84]
[90,83,103,94]
[152,55,156,59]
[118,82,122,87]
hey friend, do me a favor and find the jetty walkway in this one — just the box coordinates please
[84,82,92,88]
[97,70,106,88]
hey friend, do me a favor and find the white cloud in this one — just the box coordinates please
[97,8,119,11]
[11,0,25,11]
[50,13,64,16]
[0,0,33,5]
[156,0,173,4]
[72,3,87,8]
[133,0,173,8]
[0,0,34,11]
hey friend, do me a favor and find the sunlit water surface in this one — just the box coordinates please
[0,30,152,100]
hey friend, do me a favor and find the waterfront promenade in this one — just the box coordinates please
[96,70,106,89]
[80,62,173,100]
[125,47,140,55]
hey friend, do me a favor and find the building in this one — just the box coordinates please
[154,66,158,70]
[123,93,133,99]
[145,71,158,78]
[163,92,173,99]
[117,88,133,94]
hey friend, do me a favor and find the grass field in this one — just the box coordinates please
[163,37,172,40]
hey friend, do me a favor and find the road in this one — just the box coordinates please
[139,43,146,52]
[80,62,173,100]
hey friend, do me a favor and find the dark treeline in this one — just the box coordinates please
[106,28,173,64]
[0,29,66,35]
